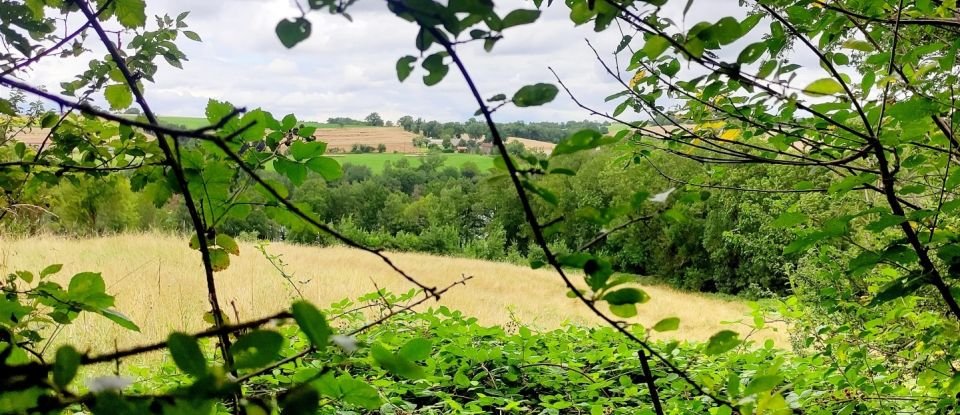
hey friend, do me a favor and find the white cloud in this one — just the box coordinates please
[8,0,842,125]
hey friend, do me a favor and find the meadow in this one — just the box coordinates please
[0,233,787,367]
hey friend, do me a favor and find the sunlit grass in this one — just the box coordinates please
[0,232,788,369]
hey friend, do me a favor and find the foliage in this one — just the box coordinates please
[3,0,960,414]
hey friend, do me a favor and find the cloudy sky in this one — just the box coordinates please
[15,0,827,124]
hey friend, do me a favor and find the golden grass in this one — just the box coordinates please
[507,137,556,153]
[0,233,787,367]
[314,127,422,153]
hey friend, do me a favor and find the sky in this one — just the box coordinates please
[12,0,829,124]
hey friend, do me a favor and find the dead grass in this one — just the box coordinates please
[315,127,423,153]
[0,233,788,366]
[507,137,556,153]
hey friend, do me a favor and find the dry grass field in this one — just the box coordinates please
[507,137,556,153]
[317,127,423,153]
[0,233,787,366]
[14,125,559,156]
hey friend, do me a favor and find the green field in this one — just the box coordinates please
[332,153,494,173]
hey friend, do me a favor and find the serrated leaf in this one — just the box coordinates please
[209,248,230,272]
[114,0,147,28]
[104,84,133,110]
[216,234,239,255]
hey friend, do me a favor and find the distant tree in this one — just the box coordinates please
[385,120,394,127]
[365,112,384,127]
[422,120,441,138]
[377,143,386,153]
[123,108,142,115]
[411,136,429,148]
[398,115,414,131]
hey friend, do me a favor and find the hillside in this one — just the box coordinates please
[0,233,786,365]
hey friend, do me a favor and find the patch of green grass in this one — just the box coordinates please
[331,153,494,173]
[156,116,211,129]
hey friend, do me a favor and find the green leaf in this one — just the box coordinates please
[281,114,298,131]
[643,35,670,59]
[512,83,558,107]
[869,273,926,307]
[771,212,807,228]
[53,346,80,389]
[501,9,540,29]
[398,338,432,361]
[842,39,874,52]
[552,129,617,157]
[865,214,906,232]
[68,272,107,301]
[371,343,426,380]
[183,30,202,42]
[603,288,650,305]
[216,234,240,256]
[209,248,230,272]
[40,264,63,278]
[114,0,147,28]
[0,98,15,115]
[744,374,784,395]
[704,330,740,355]
[104,84,133,110]
[313,373,382,410]
[422,52,449,86]
[292,301,332,350]
[652,317,680,332]
[609,303,637,318]
[99,308,140,331]
[276,18,312,49]
[396,55,417,82]
[40,112,59,128]
[290,141,327,161]
[305,156,343,181]
[167,332,207,377]
[231,330,284,369]
[802,78,844,97]
[280,385,320,415]
[738,42,766,64]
